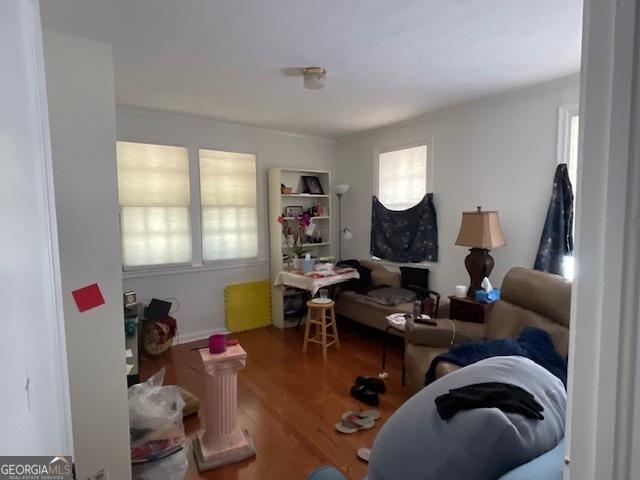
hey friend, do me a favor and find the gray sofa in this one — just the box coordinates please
[335,260,447,331]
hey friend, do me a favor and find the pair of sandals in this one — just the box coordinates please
[335,410,375,463]
[335,409,381,434]
[350,376,386,406]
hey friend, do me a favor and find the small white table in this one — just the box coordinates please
[274,268,359,296]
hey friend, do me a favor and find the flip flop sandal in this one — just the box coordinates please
[355,376,386,394]
[335,414,375,434]
[350,385,380,406]
[341,409,381,422]
[357,447,371,463]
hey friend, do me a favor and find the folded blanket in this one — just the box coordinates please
[366,286,417,306]
[425,327,567,387]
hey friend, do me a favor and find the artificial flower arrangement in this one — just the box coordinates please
[277,214,314,258]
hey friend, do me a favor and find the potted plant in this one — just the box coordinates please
[278,214,313,270]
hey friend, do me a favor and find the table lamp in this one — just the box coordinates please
[455,206,506,297]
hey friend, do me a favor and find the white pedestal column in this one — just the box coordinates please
[193,344,255,471]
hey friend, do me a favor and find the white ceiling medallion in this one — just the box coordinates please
[302,67,327,90]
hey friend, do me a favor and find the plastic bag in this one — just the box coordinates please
[131,446,188,480]
[128,368,186,464]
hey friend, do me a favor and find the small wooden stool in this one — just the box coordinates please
[302,300,340,360]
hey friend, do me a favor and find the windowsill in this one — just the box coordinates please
[371,257,436,269]
[123,257,269,279]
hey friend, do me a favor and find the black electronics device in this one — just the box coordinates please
[144,298,172,321]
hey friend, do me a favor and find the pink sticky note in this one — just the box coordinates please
[71,283,105,312]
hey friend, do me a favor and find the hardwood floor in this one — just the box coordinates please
[139,320,409,480]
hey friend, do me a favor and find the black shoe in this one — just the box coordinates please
[355,376,386,394]
[350,385,380,406]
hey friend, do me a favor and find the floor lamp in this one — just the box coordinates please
[335,184,352,261]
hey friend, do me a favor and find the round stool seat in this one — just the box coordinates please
[306,299,335,309]
[302,299,339,360]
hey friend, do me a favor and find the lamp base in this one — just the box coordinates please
[464,248,494,297]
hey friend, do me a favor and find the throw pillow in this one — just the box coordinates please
[400,266,430,297]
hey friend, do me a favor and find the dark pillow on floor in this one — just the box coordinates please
[400,266,429,298]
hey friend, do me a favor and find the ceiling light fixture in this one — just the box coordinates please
[302,67,327,90]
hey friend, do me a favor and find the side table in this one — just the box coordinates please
[448,295,493,323]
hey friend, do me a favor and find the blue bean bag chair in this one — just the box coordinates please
[307,442,564,480]
[308,356,566,480]
[497,439,564,480]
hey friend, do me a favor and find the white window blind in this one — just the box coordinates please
[199,149,258,261]
[116,141,192,268]
[378,145,428,210]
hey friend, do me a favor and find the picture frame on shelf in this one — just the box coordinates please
[285,206,303,217]
[301,175,324,194]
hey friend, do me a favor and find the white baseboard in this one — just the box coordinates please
[172,326,229,346]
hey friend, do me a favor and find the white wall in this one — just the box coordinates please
[44,32,132,479]
[117,107,336,342]
[336,75,579,296]
[0,0,72,456]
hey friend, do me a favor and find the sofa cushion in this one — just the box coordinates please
[367,356,566,480]
[500,267,571,328]
[405,318,486,348]
[360,260,402,287]
[404,343,448,394]
[371,269,401,287]
[366,286,417,306]
[488,301,570,358]
[335,291,414,331]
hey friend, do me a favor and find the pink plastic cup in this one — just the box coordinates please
[209,334,227,354]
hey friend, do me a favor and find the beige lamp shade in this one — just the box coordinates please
[455,207,506,249]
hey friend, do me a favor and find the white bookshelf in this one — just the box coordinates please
[268,167,333,328]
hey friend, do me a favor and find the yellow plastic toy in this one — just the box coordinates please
[224,279,271,331]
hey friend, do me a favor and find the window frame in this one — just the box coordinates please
[117,137,264,278]
[557,103,579,170]
[374,140,433,209]
[556,103,579,280]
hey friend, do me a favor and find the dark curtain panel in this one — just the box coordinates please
[534,163,574,275]
[370,193,438,263]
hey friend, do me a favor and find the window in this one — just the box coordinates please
[116,142,260,269]
[558,104,579,280]
[199,149,258,261]
[567,114,579,189]
[377,144,428,210]
[117,142,192,268]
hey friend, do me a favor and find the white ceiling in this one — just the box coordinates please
[40,0,582,138]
